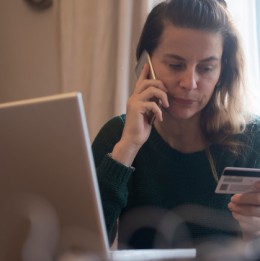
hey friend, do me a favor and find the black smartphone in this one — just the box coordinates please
[135,51,162,125]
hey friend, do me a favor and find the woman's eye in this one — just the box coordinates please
[198,65,214,73]
[169,63,185,70]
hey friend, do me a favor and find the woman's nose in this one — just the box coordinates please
[179,68,198,90]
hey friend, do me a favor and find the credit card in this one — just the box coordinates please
[215,167,260,194]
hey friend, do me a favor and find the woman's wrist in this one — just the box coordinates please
[107,153,135,172]
[111,140,141,168]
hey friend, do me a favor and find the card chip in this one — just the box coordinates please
[219,183,229,191]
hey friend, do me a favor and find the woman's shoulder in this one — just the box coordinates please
[230,116,260,146]
[241,115,260,147]
[246,115,260,132]
[93,114,126,142]
[99,114,126,132]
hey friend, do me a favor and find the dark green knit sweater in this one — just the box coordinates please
[92,115,260,249]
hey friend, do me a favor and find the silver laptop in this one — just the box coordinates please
[0,92,196,261]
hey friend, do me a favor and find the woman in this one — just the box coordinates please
[92,0,260,249]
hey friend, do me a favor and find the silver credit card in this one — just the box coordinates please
[215,167,260,194]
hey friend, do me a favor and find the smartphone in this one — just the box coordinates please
[135,51,162,125]
[215,167,260,194]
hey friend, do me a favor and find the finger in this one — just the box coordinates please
[138,87,169,108]
[231,192,260,205]
[134,64,167,94]
[232,213,260,235]
[127,97,164,122]
[140,101,163,122]
[228,202,260,216]
[134,79,168,96]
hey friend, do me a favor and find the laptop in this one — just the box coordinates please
[0,92,196,260]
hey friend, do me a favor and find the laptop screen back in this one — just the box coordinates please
[0,92,109,260]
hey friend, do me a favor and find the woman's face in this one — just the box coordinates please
[151,24,223,121]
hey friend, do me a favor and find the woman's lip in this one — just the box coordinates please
[172,97,196,105]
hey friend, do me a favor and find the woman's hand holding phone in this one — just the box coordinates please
[135,51,163,125]
[110,57,169,168]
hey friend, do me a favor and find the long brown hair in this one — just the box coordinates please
[136,0,252,154]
